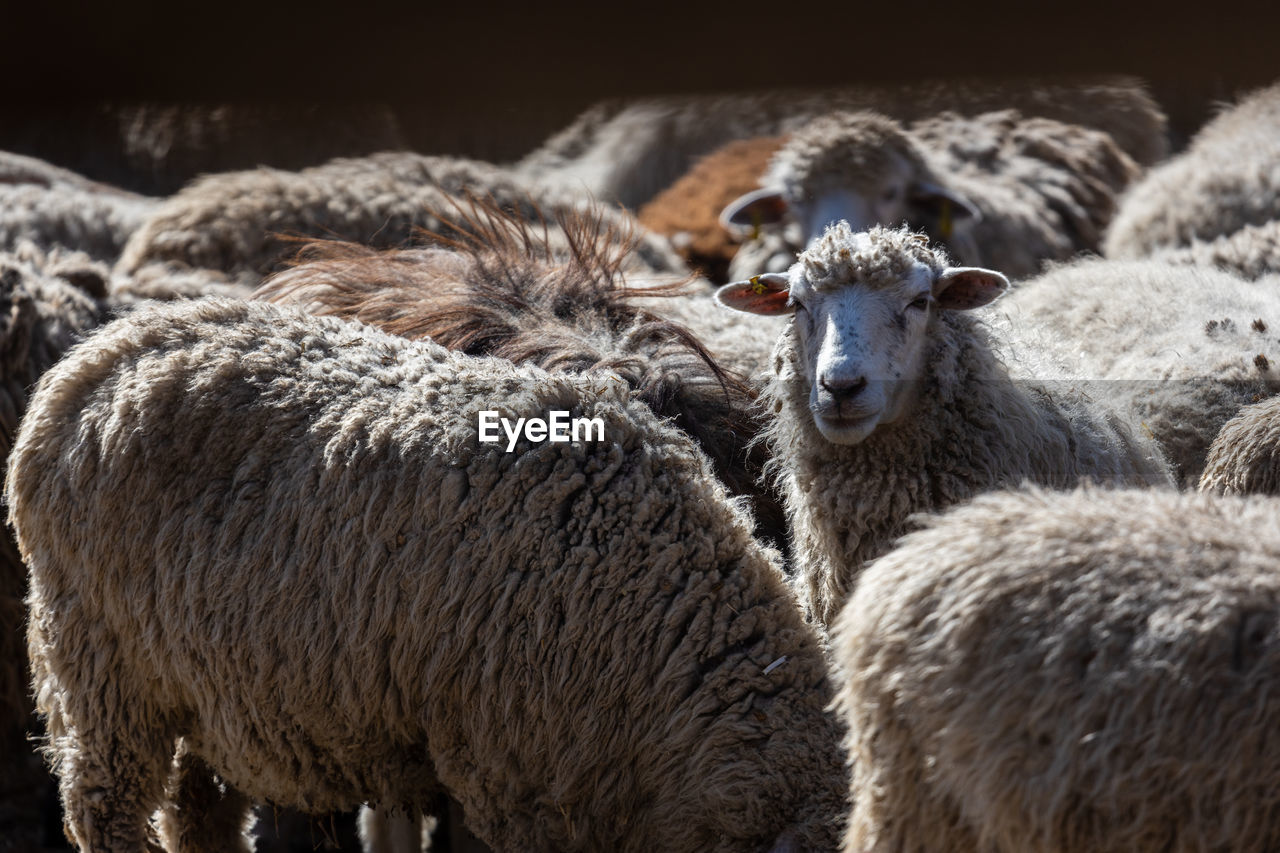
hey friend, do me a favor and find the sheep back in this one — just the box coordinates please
[834,486,1280,853]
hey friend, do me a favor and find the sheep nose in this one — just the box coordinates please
[820,373,867,401]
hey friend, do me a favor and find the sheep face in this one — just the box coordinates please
[720,112,980,253]
[716,225,1008,445]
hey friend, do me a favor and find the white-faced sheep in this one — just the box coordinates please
[1198,395,1280,496]
[990,258,1280,485]
[519,75,1166,209]
[256,201,788,549]
[722,109,1140,282]
[0,244,108,851]
[116,153,686,290]
[834,485,1280,853]
[716,224,1172,626]
[1151,218,1280,280]
[1105,81,1280,258]
[0,151,158,263]
[7,296,847,853]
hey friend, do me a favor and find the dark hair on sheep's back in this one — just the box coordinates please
[257,195,787,546]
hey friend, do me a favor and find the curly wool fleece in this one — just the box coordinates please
[8,297,846,853]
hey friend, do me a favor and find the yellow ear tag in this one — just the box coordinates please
[750,210,762,242]
[940,198,953,240]
[750,275,767,295]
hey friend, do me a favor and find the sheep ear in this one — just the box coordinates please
[715,273,794,315]
[721,187,789,229]
[934,266,1008,310]
[910,181,982,223]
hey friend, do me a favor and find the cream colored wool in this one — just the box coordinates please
[760,225,1171,627]
[8,297,846,853]
[520,76,1165,209]
[834,486,1280,853]
[1199,395,1280,496]
[991,257,1280,486]
[116,152,686,286]
[1152,218,1280,280]
[1105,82,1280,258]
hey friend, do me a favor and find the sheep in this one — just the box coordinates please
[1198,395,1280,496]
[1105,82,1280,259]
[833,485,1280,853]
[256,200,788,549]
[519,75,1165,209]
[117,152,686,291]
[0,243,108,852]
[715,224,1172,627]
[990,258,1280,486]
[1150,218,1280,280]
[7,296,848,853]
[0,151,158,263]
[722,109,1140,282]
[637,135,788,282]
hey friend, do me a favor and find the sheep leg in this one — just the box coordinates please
[54,722,172,853]
[156,745,253,853]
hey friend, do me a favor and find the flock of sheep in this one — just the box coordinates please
[1,73,1279,853]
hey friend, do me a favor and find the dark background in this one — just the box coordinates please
[2,2,1277,185]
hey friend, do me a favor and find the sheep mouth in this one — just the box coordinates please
[813,411,881,445]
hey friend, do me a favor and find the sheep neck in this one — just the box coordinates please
[764,313,1041,627]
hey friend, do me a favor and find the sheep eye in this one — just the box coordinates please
[882,187,900,202]
[908,296,930,311]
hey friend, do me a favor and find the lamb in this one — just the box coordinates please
[990,258,1280,485]
[716,224,1172,627]
[722,109,1140,282]
[0,244,108,851]
[116,152,686,290]
[833,485,1280,853]
[637,135,788,282]
[7,296,848,852]
[0,151,158,263]
[1198,395,1280,496]
[519,75,1165,209]
[257,200,788,549]
[1105,82,1280,259]
[1150,218,1280,280]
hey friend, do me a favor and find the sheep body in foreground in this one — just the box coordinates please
[117,152,686,285]
[724,109,1139,282]
[520,76,1166,208]
[0,244,107,850]
[1199,395,1280,495]
[990,258,1280,485]
[8,297,846,852]
[834,485,1280,853]
[1105,82,1280,258]
[717,224,1171,627]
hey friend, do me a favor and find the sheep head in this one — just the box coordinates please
[720,112,980,251]
[716,224,1007,445]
